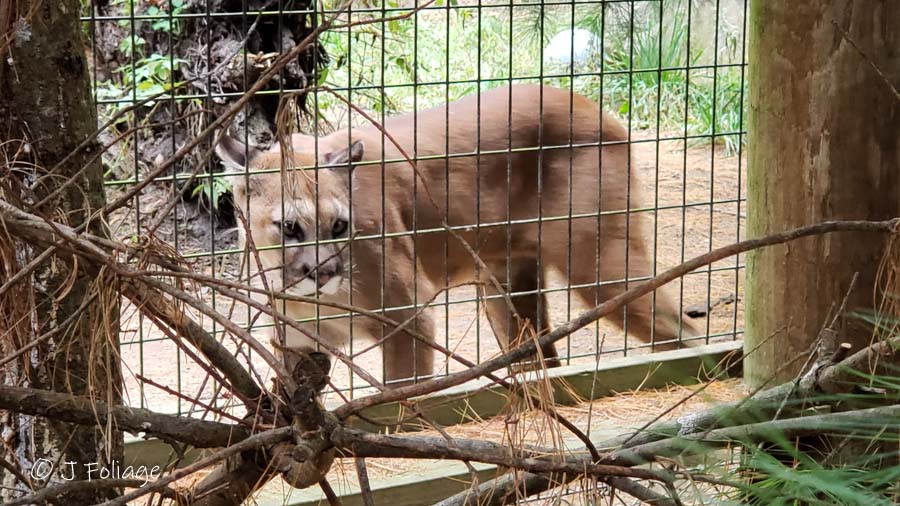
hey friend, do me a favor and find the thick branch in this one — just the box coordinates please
[99,427,293,506]
[432,472,559,506]
[331,428,672,483]
[433,473,677,506]
[0,385,249,448]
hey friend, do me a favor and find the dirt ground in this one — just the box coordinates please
[117,131,747,414]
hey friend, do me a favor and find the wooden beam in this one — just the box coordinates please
[745,1,900,386]
[339,341,742,432]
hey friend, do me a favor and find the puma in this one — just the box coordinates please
[216,84,698,386]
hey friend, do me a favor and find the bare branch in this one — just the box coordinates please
[0,385,250,448]
[334,218,900,418]
[331,427,674,484]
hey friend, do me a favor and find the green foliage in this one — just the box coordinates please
[736,449,900,506]
[315,0,746,156]
[601,0,700,128]
[118,53,186,100]
[686,66,746,156]
[316,1,549,123]
[147,0,187,33]
[96,53,185,108]
[192,176,232,211]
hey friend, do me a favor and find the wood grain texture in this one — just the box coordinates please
[746,0,900,386]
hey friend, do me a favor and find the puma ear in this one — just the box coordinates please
[215,134,261,172]
[215,134,261,201]
[322,140,364,168]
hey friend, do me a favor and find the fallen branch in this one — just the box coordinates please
[601,404,900,467]
[433,472,560,506]
[434,473,677,506]
[597,333,900,451]
[331,427,673,484]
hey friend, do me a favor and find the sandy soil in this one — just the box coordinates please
[117,131,747,414]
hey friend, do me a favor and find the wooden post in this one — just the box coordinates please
[745,1,900,386]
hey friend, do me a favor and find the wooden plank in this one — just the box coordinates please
[342,341,743,432]
[123,437,202,469]
[256,460,498,506]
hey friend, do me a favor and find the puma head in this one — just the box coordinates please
[215,133,364,296]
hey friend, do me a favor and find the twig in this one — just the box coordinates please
[604,477,679,506]
[774,272,859,421]
[0,457,32,494]
[832,19,900,103]
[319,479,343,506]
[0,198,274,400]
[136,374,245,425]
[354,458,375,506]
[0,292,99,369]
[617,325,779,447]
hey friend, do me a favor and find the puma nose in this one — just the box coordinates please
[318,263,344,286]
[301,262,343,287]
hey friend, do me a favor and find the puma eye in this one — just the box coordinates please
[332,218,348,237]
[276,220,305,242]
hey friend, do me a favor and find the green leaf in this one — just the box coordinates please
[316,67,330,87]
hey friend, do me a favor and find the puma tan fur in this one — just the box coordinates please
[216,84,698,386]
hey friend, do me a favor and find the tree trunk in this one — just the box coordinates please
[745,1,900,386]
[0,1,122,503]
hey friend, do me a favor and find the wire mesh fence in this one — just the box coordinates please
[81,0,748,415]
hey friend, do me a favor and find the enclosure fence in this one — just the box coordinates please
[82,0,748,415]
